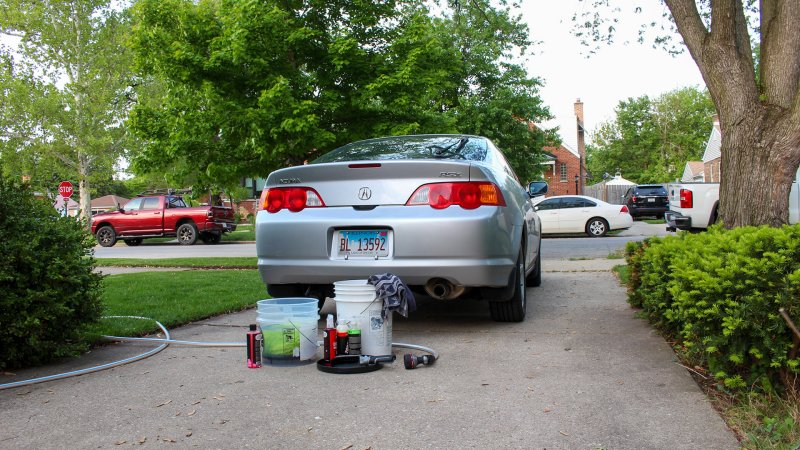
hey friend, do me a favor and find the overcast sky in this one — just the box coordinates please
[520,0,706,146]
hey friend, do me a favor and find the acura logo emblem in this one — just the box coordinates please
[358,187,372,200]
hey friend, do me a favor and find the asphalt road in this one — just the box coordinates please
[0,259,737,449]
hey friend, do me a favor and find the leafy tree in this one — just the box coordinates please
[587,87,715,184]
[574,1,800,227]
[128,0,550,186]
[0,0,135,225]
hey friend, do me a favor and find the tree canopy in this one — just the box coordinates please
[0,0,136,223]
[128,0,551,186]
[587,86,715,184]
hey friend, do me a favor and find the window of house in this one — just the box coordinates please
[560,163,567,182]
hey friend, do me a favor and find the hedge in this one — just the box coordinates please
[0,176,103,370]
[625,225,800,393]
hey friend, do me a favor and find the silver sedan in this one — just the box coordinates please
[256,135,547,322]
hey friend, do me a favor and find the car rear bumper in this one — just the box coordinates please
[256,206,519,287]
[203,221,237,233]
[630,205,668,216]
[664,211,691,231]
[611,214,634,231]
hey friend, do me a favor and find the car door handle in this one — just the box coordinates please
[153,212,160,215]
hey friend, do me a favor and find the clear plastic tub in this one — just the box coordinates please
[256,298,319,364]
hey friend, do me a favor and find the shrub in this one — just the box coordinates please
[627,225,800,393]
[0,176,104,370]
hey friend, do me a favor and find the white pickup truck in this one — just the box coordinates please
[665,167,800,231]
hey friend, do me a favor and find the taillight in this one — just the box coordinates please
[679,188,693,208]
[620,205,630,214]
[406,182,506,209]
[631,196,637,203]
[260,187,325,213]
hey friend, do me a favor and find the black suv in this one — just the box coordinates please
[623,184,668,218]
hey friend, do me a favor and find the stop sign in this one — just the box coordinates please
[59,181,74,198]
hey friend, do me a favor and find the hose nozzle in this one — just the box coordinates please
[403,353,434,370]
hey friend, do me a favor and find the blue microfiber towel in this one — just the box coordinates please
[367,273,416,318]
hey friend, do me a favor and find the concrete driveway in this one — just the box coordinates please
[0,259,738,449]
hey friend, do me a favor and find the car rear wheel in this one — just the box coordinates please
[177,223,198,245]
[96,226,117,247]
[525,242,542,287]
[489,247,526,322]
[124,238,143,246]
[585,218,608,237]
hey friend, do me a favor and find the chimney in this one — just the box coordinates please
[574,98,586,192]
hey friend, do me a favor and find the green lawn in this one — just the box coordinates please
[222,224,255,242]
[86,270,266,340]
[95,257,257,268]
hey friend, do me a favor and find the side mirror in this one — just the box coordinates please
[534,205,540,211]
[528,181,548,198]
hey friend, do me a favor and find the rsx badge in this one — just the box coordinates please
[439,172,462,177]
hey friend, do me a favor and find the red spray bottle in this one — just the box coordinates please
[246,324,262,368]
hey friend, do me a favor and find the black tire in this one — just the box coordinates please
[177,222,198,245]
[124,238,143,247]
[96,226,117,247]
[489,247,526,322]
[526,242,542,287]
[709,205,719,226]
[585,217,609,237]
[200,232,221,244]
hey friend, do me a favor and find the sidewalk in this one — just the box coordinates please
[544,258,623,272]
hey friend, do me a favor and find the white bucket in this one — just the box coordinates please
[256,298,318,363]
[334,280,392,356]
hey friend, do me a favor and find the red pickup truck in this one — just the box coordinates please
[91,195,237,247]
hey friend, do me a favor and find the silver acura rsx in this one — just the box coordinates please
[256,134,548,322]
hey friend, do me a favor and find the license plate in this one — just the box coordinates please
[335,230,391,259]
[647,198,656,202]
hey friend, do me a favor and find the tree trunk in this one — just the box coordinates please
[664,0,800,227]
[718,107,800,228]
[78,152,91,228]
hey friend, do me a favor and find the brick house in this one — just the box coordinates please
[540,99,588,196]
[701,115,722,182]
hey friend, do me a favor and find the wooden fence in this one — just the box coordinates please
[583,184,631,205]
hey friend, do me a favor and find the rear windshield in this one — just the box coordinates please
[637,186,667,195]
[313,135,488,163]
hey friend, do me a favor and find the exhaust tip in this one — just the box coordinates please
[424,278,465,300]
